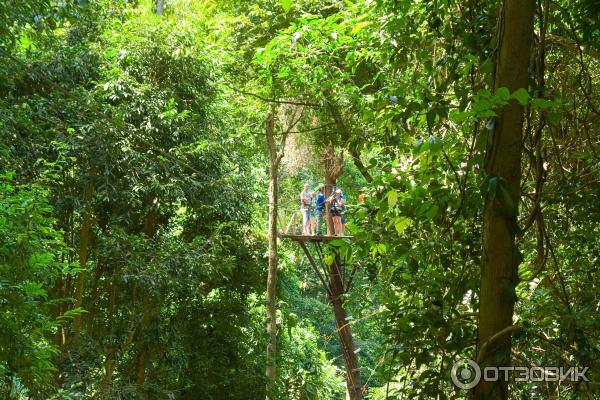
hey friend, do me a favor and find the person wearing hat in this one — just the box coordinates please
[328,188,344,236]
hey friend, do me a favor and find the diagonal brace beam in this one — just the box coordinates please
[298,241,333,298]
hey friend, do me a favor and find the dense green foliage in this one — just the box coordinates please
[0,0,598,399]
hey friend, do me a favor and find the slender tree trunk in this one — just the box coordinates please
[86,260,104,336]
[156,0,164,15]
[136,193,157,386]
[55,206,73,348]
[103,271,118,389]
[475,0,535,398]
[72,184,93,340]
[55,276,66,346]
[135,291,151,385]
[265,112,279,400]
[329,253,362,400]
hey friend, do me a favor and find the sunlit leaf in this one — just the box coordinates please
[279,0,292,12]
[351,21,370,34]
[388,190,398,208]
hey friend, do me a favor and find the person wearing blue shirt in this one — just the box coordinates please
[315,186,326,235]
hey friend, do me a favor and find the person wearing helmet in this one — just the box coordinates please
[328,188,344,236]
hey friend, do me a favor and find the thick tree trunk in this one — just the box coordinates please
[265,112,279,400]
[72,184,93,340]
[322,165,361,398]
[475,0,535,398]
[329,254,362,400]
[156,0,164,15]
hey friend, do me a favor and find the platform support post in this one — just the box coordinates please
[328,251,362,400]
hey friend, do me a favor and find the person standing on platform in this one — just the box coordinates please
[340,193,347,235]
[300,183,312,235]
[308,191,317,235]
[315,186,326,235]
[328,188,344,236]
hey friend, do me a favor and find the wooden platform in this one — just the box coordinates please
[278,233,353,242]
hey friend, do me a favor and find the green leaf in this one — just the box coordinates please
[449,110,473,123]
[21,282,47,298]
[477,89,492,98]
[427,135,441,153]
[425,204,439,220]
[397,317,410,332]
[472,99,492,113]
[548,111,561,126]
[531,98,554,109]
[413,139,425,153]
[394,217,412,235]
[512,88,529,105]
[388,190,398,208]
[279,0,292,11]
[495,87,510,101]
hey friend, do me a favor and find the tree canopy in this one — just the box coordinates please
[0,0,598,399]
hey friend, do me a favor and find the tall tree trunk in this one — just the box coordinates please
[322,160,361,398]
[329,254,362,400]
[136,193,157,387]
[55,205,73,349]
[135,291,151,385]
[265,112,279,400]
[103,270,118,389]
[72,184,93,341]
[475,0,535,398]
[86,259,104,336]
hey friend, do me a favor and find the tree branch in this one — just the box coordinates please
[223,82,321,107]
[476,325,522,364]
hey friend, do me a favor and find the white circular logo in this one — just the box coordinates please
[451,359,481,389]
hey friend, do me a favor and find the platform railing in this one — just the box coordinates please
[277,207,302,235]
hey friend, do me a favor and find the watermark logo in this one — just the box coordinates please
[451,359,589,389]
[451,359,481,389]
